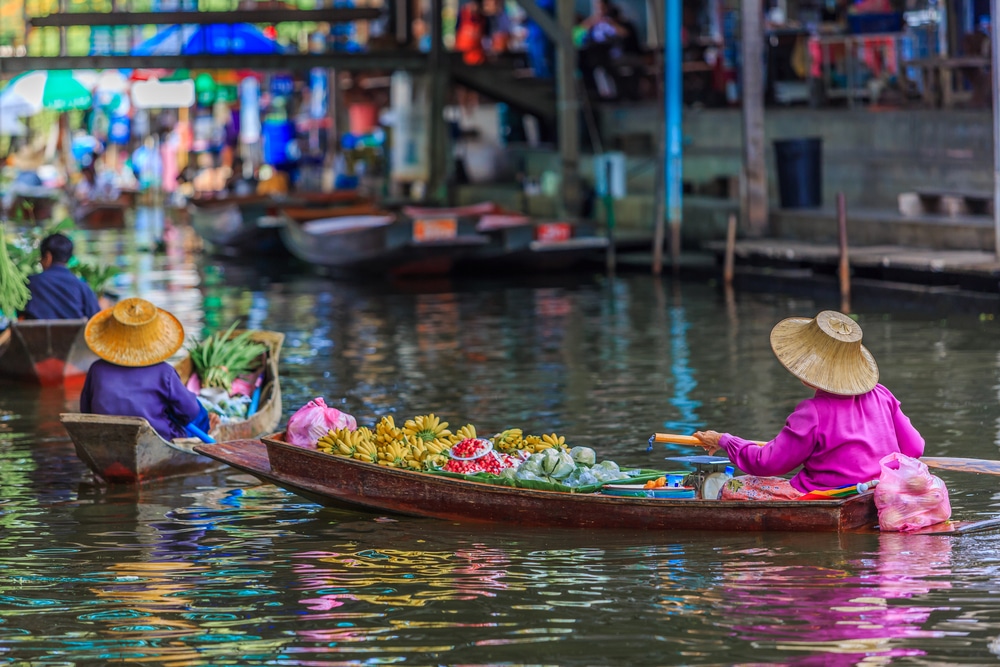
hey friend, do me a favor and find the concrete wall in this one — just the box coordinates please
[456,106,995,246]
[599,106,994,208]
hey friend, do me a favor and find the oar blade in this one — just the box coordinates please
[922,456,1000,476]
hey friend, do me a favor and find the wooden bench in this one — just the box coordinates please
[898,188,993,217]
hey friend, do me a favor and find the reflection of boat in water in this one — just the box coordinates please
[61,330,284,484]
[199,436,871,532]
[0,319,97,387]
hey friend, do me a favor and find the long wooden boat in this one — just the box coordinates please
[60,330,284,484]
[0,319,98,387]
[196,436,1000,535]
[279,213,490,277]
[189,191,371,256]
[205,434,874,531]
[470,217,609,271]
[278,202,380,223]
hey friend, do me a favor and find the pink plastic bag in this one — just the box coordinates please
[873,452,951,532]
[286,398,357,447]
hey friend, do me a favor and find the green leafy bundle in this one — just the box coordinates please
[189,321,267,390]
[0,223,30,318]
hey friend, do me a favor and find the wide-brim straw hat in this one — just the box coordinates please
[85,297,185,367]
[769,310,879,396]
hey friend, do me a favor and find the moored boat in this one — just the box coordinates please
[471,217,609,271]
[0,319,98,387]
[75,200,129,229]
[60,330,284,484]
[197,433,878,532]
[278,213,490,278]
[187,196,286,256]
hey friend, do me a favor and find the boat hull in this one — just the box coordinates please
[188,199,284,256]
[61,330,284,484]
[279,214,489,277]
[206,435,880,532]
[0,319,98,387]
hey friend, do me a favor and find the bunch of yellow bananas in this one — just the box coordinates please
[378,440,410,468]
[353,438,378,464]
[403,414,453,444]
[492,428,524,453]
[317,426,375,457]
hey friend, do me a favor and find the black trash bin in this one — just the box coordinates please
[773,137,822,208]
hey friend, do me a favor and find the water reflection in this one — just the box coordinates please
[0,216,999,663]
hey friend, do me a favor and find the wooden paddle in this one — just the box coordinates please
[651,433,1000,476]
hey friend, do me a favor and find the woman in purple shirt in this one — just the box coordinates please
[80,297,216,441]
[693,310,924,500]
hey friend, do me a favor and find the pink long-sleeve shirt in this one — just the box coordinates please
[719,384,925,492]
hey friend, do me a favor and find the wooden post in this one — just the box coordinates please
[837,191,851,313]
[555,0,580,217]
[427,0,448,202]
[992,0,1000,260]
[741,0,768,236]
[723,213,737,286]
[647,0,666,275]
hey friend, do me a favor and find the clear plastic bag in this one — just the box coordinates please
[873,452,951,532]
[286,398,357,447]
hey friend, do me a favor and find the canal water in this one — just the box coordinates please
[3,215,1000,665]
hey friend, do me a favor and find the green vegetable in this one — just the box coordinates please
[570,446,597,467]
[0,223,31,318]
[188,321,268,390]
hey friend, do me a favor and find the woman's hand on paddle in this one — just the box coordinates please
[208,412,221,431]
[693,430,723,455]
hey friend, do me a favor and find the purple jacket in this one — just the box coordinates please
[80,360,203,440]
[719,384,925,492]
[22,265,101,320]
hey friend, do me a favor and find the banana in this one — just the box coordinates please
[403,413,454,443]
[492,428,525,453]
[450,423,477,443]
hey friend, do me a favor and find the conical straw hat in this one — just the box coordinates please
[85,297,185,367]
[769,310,879,396]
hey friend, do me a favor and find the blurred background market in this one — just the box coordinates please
[1,0,989,252]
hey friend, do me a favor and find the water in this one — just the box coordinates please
[3,217,1000,664]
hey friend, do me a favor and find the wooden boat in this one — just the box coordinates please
[470,217,609,271]
[278,203,382,223]
[196,436,1000,535]
[187,196,287,256]
[60,330,284,484]
[199,434,873,531]
[188,191,370,256]
[278,213,490,278]
[75,200,128,229]
[0,319,98,387]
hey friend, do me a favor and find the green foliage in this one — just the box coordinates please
[4,216,120,295]
[188,321,267,390]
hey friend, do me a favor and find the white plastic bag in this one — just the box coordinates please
[286,398,357,447]
[873,452,951,532]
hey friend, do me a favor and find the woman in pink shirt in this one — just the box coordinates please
[693,310,924,500]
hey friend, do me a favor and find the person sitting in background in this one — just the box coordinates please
[692,310,924,500]
[455,0,487,65]
[80,298,218,441]
[21,233,101,321]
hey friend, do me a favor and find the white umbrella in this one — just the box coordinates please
[92,69,132,115]
[0,70,95,116]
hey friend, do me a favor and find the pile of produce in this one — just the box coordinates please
[189,321,268,390]
[188,322,268,421]
[0,223,30,318]
[311,412,663,493]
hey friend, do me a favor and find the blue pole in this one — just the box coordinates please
[664,0,683,261]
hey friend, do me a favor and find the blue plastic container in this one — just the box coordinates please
[847,12,903,34]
